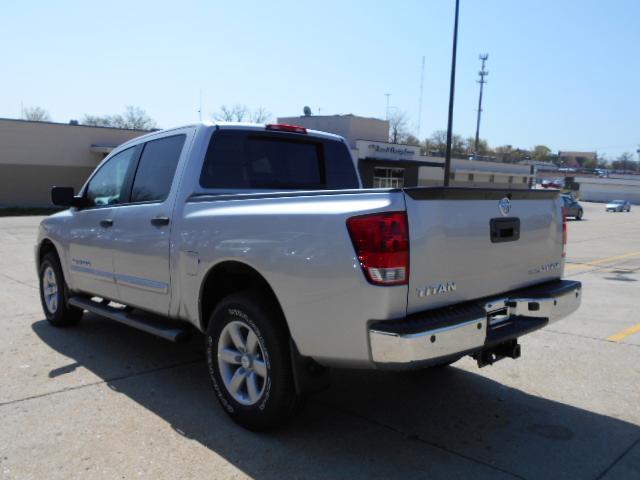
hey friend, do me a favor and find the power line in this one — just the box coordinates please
[474,54,489,157]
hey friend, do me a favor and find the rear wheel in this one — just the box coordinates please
[576,209,583,220]
[39,252,83,326]
[205,291,302,430]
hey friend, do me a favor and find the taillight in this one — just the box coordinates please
[265,123,307,134]
[562,207,567,258]
[346,212,409,285]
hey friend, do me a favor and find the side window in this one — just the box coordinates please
[86,147,137,207]
[131,135,186,203]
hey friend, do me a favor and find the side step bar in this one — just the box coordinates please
[68,296,190,343]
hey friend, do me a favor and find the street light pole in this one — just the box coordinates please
[474,54,489,157]
[443,0,460,187]
[384,93,391,120]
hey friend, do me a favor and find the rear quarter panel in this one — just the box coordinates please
[175,191,408,368]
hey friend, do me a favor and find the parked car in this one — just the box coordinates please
[605,200,631,212]
[37,122,582,430]
[541,178,564,189]
[562,195,584,220]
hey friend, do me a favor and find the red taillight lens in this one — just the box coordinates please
[346,211,409,285]
[265,123,307,134]
[562,207,567,258]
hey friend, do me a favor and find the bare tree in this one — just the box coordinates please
[112,106,156,129]
[426,130,448,155]
[81,115,113,127]
[215,105,235,122]
[451,134,466,156]
[23,106,51,122]
[230,104,249,122]
[215,104,248,122]
[388,110,409,144]
[250,107,271,123]
[215,104,270,123]
[81,106,156,130]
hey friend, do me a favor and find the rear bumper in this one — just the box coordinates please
[369,279,581,367]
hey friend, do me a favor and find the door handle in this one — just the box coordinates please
[100,219,114,228]
[150,216,170,227]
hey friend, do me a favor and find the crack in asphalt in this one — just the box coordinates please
[0,271,38,290]
[594,435,640,480]
[0,357,202,408]
[318,400,526,479]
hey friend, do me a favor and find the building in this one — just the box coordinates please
[558,151,597,168]
[278,113,534,189]
[0,118,149,207]
[574,176,640,204]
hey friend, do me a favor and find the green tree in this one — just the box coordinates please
[465,136,490,155]
[404,134,421,147]
[532,145,552,162]
[495,145,513,162]
[611,152,638,172]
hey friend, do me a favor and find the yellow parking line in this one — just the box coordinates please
[608,323,640,342]
[565,251,640,271]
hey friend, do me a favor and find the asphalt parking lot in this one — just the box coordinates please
[1,202,639,479]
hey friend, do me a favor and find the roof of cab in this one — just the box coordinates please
[116,121,346,152]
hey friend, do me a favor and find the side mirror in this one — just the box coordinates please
[51,187,85,208]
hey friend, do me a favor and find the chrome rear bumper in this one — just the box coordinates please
[369,280,581,366]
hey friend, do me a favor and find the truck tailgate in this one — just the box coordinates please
[403,188,563,315]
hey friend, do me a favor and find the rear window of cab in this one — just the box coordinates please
[199,130,359,190]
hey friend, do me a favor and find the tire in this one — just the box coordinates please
[576,209,583,220]
[205,291,301,430]
[38,252,83,326]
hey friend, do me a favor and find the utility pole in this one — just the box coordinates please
[443,0,460,187]
[474,54,489,158]
[384,93,391,120]
[417,56,425,139]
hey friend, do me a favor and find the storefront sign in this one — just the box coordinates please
[355,140,420,160]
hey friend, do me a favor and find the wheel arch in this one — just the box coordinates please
[38,238,59,265]
[198,260,289,335]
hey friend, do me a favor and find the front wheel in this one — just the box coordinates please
[576,209,583,220]
[205,291,302,430]
[39,252,83,326]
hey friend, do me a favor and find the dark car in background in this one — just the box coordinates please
[562,194,584,220]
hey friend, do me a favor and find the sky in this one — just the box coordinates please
[2,0,639,160]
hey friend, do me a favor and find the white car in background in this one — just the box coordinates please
[605,200,631,212]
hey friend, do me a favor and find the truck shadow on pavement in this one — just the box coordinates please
[33,315,639,480]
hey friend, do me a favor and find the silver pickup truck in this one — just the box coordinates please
[37,122,581,429]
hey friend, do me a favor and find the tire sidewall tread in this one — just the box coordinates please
[205,291,298,430]
[38,252,82,326]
